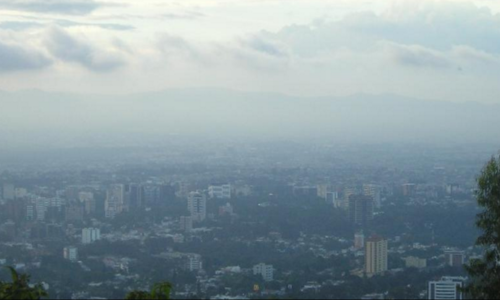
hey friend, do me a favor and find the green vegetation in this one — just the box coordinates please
[464,156,500,299]
[0,267,47,300]
[0,266,172,300]
[125,283,172,300]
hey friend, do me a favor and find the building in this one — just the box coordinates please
[428,277,466,300]
[326,192,340,207]
[105,184,125,219]
[180,216,193,232]
[355,232,365,249]
[349,195,374,228]
[365,236,388,277]
[253,263,274,282]
[63,246,78,262]
[404,256,427,269]
[402,184,417,197]
[187,254,203,272]
[209,184,231,199]
[188,192,207,223]
[125,184,145,209]
[2,183,15,201]
[363,184,382,209]
[219,203,234,216]
[82,228,101,244]
[79,192,96,215]
[445,251,466,268]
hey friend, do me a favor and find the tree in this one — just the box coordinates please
[126,283,172,300]
[0,267,47,300]
[464,156,500,299]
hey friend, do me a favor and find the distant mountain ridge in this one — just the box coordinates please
[1,88,499,149]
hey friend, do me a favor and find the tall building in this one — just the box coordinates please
[363,184,382,209]
[63,246,78,262]
[79,192,96,215]
[82,228,101,244]
[253,263,274,282]
[125,184,145,210]
[365,236,388,277]
[326,192,340,207]
[105,184,125,219]
[187,254,203,272]
[349,195,374,228]
[188,192,207,223]
[445,251,466,268]
[428,277,466,300]
[355,232,365,249]
[208,184,231,199]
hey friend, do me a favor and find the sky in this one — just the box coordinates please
[1,0,500,103]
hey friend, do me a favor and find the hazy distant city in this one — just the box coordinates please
[1,137,498,299]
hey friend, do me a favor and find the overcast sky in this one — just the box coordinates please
[1,0,500,103]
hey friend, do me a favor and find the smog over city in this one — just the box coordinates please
[1,1,500,299]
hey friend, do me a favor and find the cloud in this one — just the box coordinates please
[0,20,134,31]
[43,27,126,71]
[0,0,104,15]
[385,43,452,69]
[0,41,52,72]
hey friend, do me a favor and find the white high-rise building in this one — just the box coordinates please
[428,277,466,300]
[187,254,203,272]
[365,236,388,276]
[105,184,125,219]
[188,192,207,222]
[208,184,231,199]
[253,263,274,282]
[63,246,78,262]
[82,228,101,244]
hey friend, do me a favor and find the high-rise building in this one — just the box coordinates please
[82,228,101,244]
[105,184,125,219]
[444,251,466,268]
[365,236,388,277]
[428,277,466,300]
[209,184,231,199]
[355,232,365,249]
[188,192,207,223]
[187,254,203,272]
[253,263,274,282]
[326,192,340,207]
[363,184,382,209]
[349,195,374,228]
[63,246,78,262]
[125,184,145,210]
[79,192,96,215]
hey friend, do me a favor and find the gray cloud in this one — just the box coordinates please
[44,27,126,71]
[0,0,103,15]
[387,43,452,69]
[0,41,52,72]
